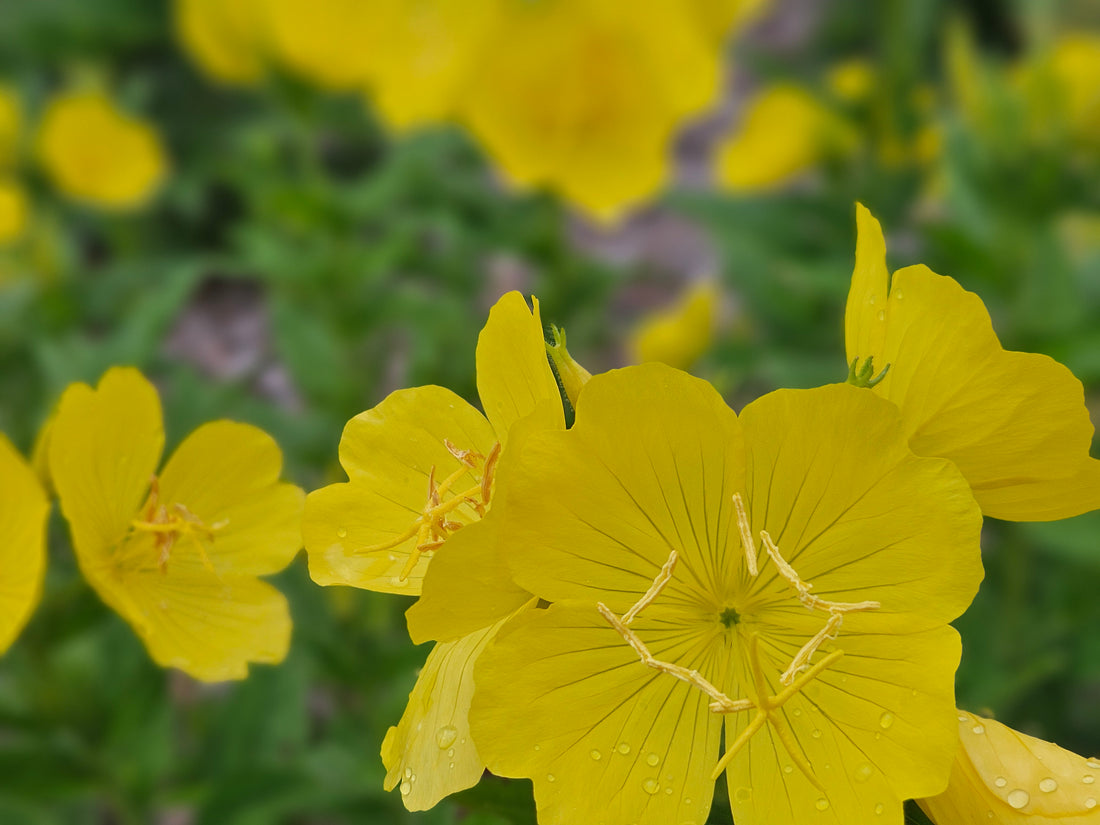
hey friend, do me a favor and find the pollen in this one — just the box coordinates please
[130,476,227,575]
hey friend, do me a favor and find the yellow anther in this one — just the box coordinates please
[130,478,225,576]
[732,493,758,576]
[622,550,678,625]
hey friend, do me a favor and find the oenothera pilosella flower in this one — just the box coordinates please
[919,711,1100,824]
[846,204,1100,521]
[470,364,983,825]
[303,291,564,810]
[49,367,304,681]
[0,433,49,654]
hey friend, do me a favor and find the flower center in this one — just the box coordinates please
[356,439,501,581]
[719,606,741,627]
[129,476,227,574]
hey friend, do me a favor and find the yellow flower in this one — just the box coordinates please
[458,0,721,222]
[174,0,270,86]
[717,84,856,192]
[687,0,770,44]
[264,0,381,90]
[845,204,1100,521]
[629,280,719,371]
[0,179,28,245]
[919,711,1100,824]
[1043,34,1100,143]
[0,433,49,654]
[37,90,168,210]
[826,58,876,103]
[303,291,564,809]
[470,363,983,825]
[49,368,304,681]
[0,84,20,168]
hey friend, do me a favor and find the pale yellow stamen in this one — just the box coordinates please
[130,477,226,576]
[622,549,678,625]
[732,493,758,576]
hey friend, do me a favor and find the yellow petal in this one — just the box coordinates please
[174,0,270,86]
[0,433,49,653]
[156,421,303,577]
[629,280,719,371]
[303,385,496,595]
[0,179,29,245]
[87,561,291,681]
[738,383,984,625]
[264,0,381,90]
[404,518,530,644]
[846,208,1100,521]
[470,603,722,825]
[498,363,745,614]
[0,84,20,167]
[476,291,564,442]
[381,613,514,811]
[919,711,1100,824]
[50,367,165,563]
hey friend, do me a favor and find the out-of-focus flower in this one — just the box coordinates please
[826,58,875,103]
[629,279,719,370]
[919,710,1100,824]
[1047,34,1100,142]
[304,292,564,809]
[264,0,382,90]
[49,368,304,681]
[470,364,982,825]
[846,204,1100,521]
[0,179,28,245]
[37,90,168,210]
[717,84,856,192]
[687,0,770,44]
[459,0,721,222]
[174,0,270,86]
[0,433,49,654]
[0,84,20,167]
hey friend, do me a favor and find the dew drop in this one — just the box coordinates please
[874,732,882,740]
[1085,798,1096,809]
[874,803,884,815]
[855,763,873,783]
[643,779,660,795]
[336,526,348,538]
[958,714,969,722]
[792,708,802,717]
[876,310,885,321]
[1084,775,1096,784]
[815,798,830,811]
[664,787,673,796]
[410,774,416,782]
[972,724,985,735]
[400,781,411,795]
[1006,789,1030,809]
[404,768,412,779]
[460,738,466,744]
[811,729,822,739]
[533,744,541,751]
[646,753,660,767]
[617,743,631,755]
[734,787,752,802]
[895,290,904,300]
[448,761,455,769]
[447,748,454,758]
[869,295,876,305]
[1088,760,1100,769]
[994,777,1007,788]
[436,725,458,749]
[783,765,793,774]
[546,774,555,783]
[879,712,895,730]
[1039,778,1058,793]
[590,749,602,761]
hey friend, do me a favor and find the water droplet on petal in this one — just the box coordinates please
[815,798,830,811]
[876,310,885,321]
[436,725,458,749]
[972,724,985,735]
[895,290,904,300]
[410,774,416,782]
[994,777,1007,788]
[1088,760,1100,769]
[664,788,673,795]
[404,768,412,779]
[874,804,884,815]
[783,765,793,774]
[643,779,660,795]
[646,753,660,767]
[1084,775,1095,784]
[546,773,555,782]
[958,714,968,722]
[855,763,873,783]
[336,526,347,538]
[869,295,876,305]
[1085,798,1096,809]
[1006,789,1030,809]
[879,712,895,730]
[617,743,631,755]
[533,744,541,751]
[400,781,411,795]
[684,798,692,806]
[734,787,751,802]
[811,729,822,739]
[448,761,455,769]
[792,708,802,717]
[590,749,602,761]
[447,748,454,758]
[1039,778,1058,793]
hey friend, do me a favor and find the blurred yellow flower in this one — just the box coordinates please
[629,279,719,370]
[459,0,721,222]
[174,0,270,86]
[0,433,49,655]
[846,204,1100,521]
[37,90,167,210]
[0,179,28,245]
[718,84,855,192]
[1041,34,1100,143]
[0,84,20,168]
[49,367,304,682]
[919,711,1100,824]
[687,0,770,43]
[826,58,875,103]
[264,0,381,90]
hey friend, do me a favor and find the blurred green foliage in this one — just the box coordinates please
[0,0,1096,823]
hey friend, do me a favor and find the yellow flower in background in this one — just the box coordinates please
[174,0,270,86]
[471,364,982,825]
[826,58,876,103]
[0,179,28,245]
[37,90,167,210]
[629,279,719,371]
[0,84,20,167]
[846,204,1100,521]
[1038,34,1100,143]
[919,711,1100,824]
[264,0,382,91]
[687,0,770,44]
[0,434,49,655]
[459,0,721,222]
[717,84,856,192]
[303,291,564,810]
[49,368,304,681]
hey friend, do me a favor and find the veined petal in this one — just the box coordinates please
[470,603,722,825]
[500,364,745,615]
[919,711,1100,824]
[475,291,564,442]
[738,383,983,625]
[381,612,516,811]
[50,367,165,562]
[157,421,303,577]
[404,518,530,645]
[726,622,963,825]
[845,206,1100,521]
[0,434,49,653]
[86,559,291,682]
